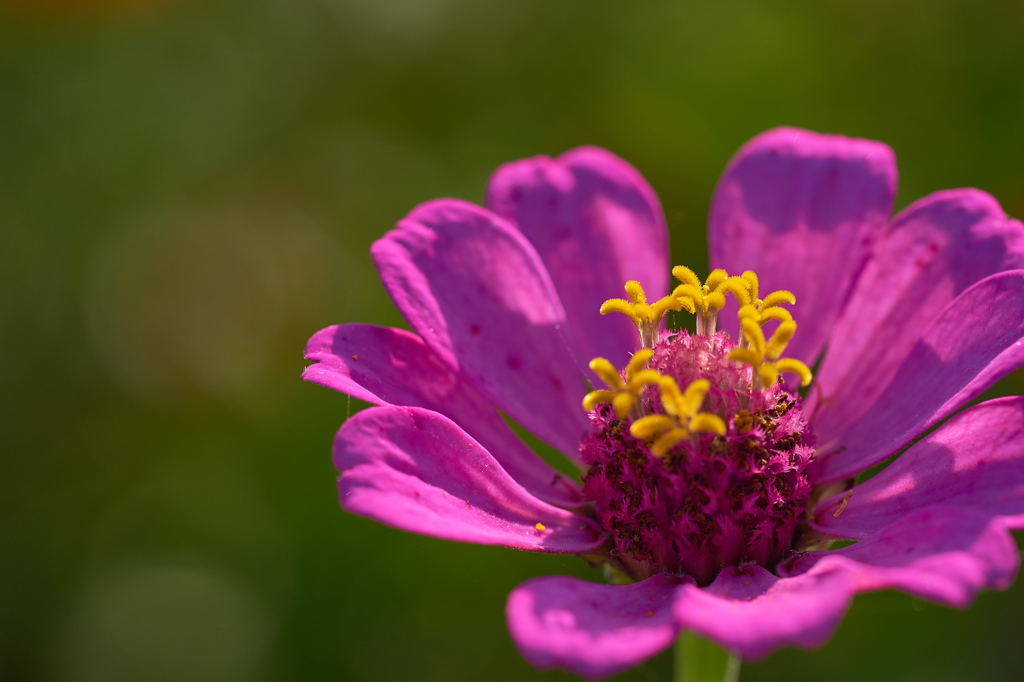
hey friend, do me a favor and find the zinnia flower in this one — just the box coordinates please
[304,127,1024,680]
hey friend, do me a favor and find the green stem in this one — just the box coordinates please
[674,631,741,682]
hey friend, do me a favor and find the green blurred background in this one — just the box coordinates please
[2,0,1024,680]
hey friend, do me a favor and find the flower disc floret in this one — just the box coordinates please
[581,329,815,586]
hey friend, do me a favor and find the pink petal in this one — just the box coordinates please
[303,323,583,508]
[486,146,669,367]
[811,189,1024,441]
[334,405,604,553]
[709,127,897,366]
[505,574,680,680]
[818,270,1024,482]
[372,199,589,459]
[815,397,1024,537]
[672,564,854,660]
[790,506,1018,608]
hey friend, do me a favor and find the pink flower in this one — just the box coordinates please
[303,127,1024,679]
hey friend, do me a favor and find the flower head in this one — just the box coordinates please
[304,129,1024,679]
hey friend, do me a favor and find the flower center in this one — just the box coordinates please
[581,268,815,585]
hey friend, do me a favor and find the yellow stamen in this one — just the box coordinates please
[612,392,637,417]
[630,414,675,439]
[582,351,660,418]
[651,429,689,457]
[714,277,752,307]
[669,267,750,337]
[627,369,664,392]
[583,390,616,411]
[759,306,793,324]
[672,265,701,289]
[765,321,797,359]
[599,298,640,325]
[728,318,813,390]
[730,271,796,344]
[625,349,653,377]
[628,376,724,456]
[742,270,759,303]
[589,357,625,391]
[625,280,647,304]
[705,269,728,292]
[600,281,675,348]
[690,413,727,436]
[774,358,813,387]
[762,290,796,309]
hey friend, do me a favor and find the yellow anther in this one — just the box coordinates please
[625,280,647,304]
[775,358,813,387]
[728,318,813,390]
[670,267,750,337]
[737,304,759,321]
[714,276,752,307]
[742,271,759,303]
[583,390,616,412]
[629,376,725,457]
[759,306,793,324]
[651,294,684,320]
[589,357,625,391]
[704,291,727,311]
[600,298,640,325]
[690,413,727,436]
[705,269,728,292]
[582,352,664,418]
[765,321,797,359]
[681,379,711,416]
[625,349,653,377]
[630,414,674,439]
[613,392,637,417]
[627,369,664,392]
[672,265,701,289]
[651,429,690,457]
[726,346,761,368]
[731,270,796,337]
[600,281,674,348]
[740,317,766,356]
[762,290,796,309]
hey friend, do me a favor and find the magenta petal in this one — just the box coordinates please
[304,324,583,508]
[372,199,589,459]
[819,270,1024,482]
[334,405,604,552]
[709,127,897,365]
[486,146,669,367]
[506,574,680,680]
[816,397,1024,537]
[673,564,853,660]
[792,506,1018,608]
[812,189,1024,440]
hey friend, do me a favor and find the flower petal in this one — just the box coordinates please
[304,323,583,508]
[812,189,1024,441]
[372,199,589,459]
[672,564,854,660]
[486,146,669,366]
[790,506,1018,608]
[818,270,1024,482]
[334,405,604,552]
[815,397,1024,537]
[709,127,897,365]
[505,574,680,680]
